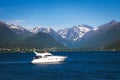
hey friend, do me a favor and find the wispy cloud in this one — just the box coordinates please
[8,19,27,25]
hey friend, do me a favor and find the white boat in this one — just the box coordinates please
[31,51,67,63]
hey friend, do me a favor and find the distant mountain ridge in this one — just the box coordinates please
[31,24,93,41]
[57,24,93,41]
[0,21,66,50]
[77,20,120,50]
[30,24,93,48]
[0,20,120,51]
[8,24,33,36]
[0,21,33,36]
[0,21,26,48]
[21,32,66,49]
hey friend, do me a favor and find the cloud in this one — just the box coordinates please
[8,19,26,25]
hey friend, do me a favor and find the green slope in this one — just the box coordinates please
[0,23,21,48]
[20,32,66,49]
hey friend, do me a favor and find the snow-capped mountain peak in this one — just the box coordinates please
[57,28,70,39]
[0,21,32,36]
[30,27,41,33]
[9,24,19,29]
[73,24,92,34]
[8,24,25,31]
[57,24,93,41]
[93,27,98,31]
[30,27,54,34]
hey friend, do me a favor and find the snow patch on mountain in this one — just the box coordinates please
[93,27,98,31]
[7,24,32,35]
[7,24,25,31]
[30,27,53,33]
[57,24,93,41]
[9,25,19,29]
[57,28,70,39]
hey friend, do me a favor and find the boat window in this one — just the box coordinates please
[43,55,52,58]
[34,56,42,59]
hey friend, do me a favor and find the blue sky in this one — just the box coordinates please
[0,0,120,30]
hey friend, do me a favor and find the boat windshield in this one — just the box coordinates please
[34,56,42,59]
[43,55,52,58]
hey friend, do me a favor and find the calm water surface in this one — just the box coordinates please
[0,51,120,80]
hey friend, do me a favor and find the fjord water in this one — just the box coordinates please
[0,51,120,80]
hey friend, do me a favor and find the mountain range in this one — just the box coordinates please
[30,24,93,48]
[0,21,66,51]
[76,20,120,50]
[0,20,120,51]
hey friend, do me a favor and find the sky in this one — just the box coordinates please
[0,0,120,30]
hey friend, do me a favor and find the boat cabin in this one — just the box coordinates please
[34,52,52,59]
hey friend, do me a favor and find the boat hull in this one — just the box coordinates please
[31,56,67,63]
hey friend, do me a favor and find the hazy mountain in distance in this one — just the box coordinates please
[7,24,33,37]
[57,24,93,41]
[30,25,93,48]
[30,27,69,47]
[0,21,23,48]
[77,20,120,50]
[1,20,120,51]
[21,32,66,49]
[30,27,61,41]
[0,21,66,50]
